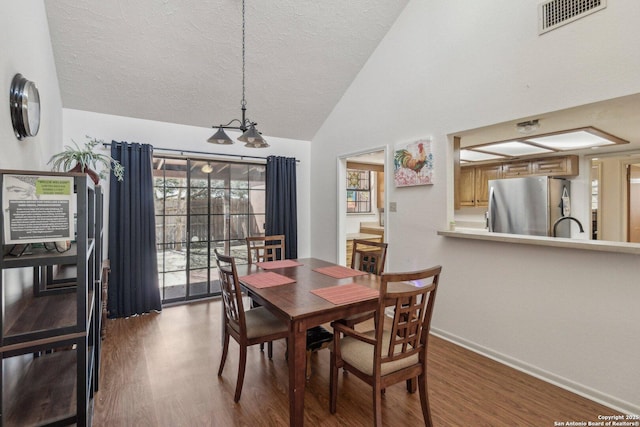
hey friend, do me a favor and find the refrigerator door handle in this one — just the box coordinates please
[488,186,495,231]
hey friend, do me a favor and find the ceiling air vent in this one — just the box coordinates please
[538,0,606,34]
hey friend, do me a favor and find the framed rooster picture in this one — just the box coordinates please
[393,138,433,187]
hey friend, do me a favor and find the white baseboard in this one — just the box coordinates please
[430,328,639,415]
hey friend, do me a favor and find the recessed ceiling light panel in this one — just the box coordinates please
[460,150,506,162]
[478,141,553,157]
[526,130,617,150]
[459,126,627,163]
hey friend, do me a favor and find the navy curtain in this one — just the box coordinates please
[265,156,298,259]
[108,141,161,317]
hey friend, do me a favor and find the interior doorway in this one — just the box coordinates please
[337,147,387,266]
[628,163,640,243]
[589,154,640,242]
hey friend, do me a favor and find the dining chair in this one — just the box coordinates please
[305,325,334,379]
[351,239,388,275]
[246,234,286,264]
[329,265,442,427]
[214,249,289,402]
[246,234,286,353]
[338,239,389,329]
[245,235,333,378]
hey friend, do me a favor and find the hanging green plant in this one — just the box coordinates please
[48,136,124,183]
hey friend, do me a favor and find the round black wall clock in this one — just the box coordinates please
[10,73,41,140]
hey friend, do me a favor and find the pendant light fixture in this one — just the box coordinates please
[201,163,213,174]
[207,0,269,148]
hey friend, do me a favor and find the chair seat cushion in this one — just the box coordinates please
[307,326,333,351]
[340,330,418,376]
[232,306,288,339]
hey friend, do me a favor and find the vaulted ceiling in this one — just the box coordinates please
[44,0,409,142]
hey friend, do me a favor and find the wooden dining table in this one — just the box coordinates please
[235,257,382,427]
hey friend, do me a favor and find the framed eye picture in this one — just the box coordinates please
[393,139,434,187]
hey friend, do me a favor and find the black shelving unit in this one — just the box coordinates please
[0,170,103,426]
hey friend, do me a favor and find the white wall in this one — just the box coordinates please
[0,0,64,170]
[62,109,312,258]
[0,0,65,384]
[311,0,640,414]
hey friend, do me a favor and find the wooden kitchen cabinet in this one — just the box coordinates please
[457,155,579,209]
[499,156,578,178]
[502,161,532,178]
[475,164,502,206]
[460,165,487,207]
[460,164,502,207]
[498,155,579,178]
[531,156,578,176]
[459,167,476,207]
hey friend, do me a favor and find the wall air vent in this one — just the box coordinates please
[538,0,606,34]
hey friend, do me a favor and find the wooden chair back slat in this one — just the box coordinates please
[330,264,442,426]
[214,249,289,403]
[376,266,440,365]
[246,234,286,264]
[351,239,388,275]
[215,249,246,334]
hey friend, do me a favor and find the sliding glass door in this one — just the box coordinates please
[153,156,265,304]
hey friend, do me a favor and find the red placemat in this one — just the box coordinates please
[239,272,296,288]
[256,259,303,269]
[311,283,379,305]
[313,265,368,279]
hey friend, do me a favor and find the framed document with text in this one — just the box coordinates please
[2,174,74,244]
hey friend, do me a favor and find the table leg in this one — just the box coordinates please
[289,319,307,427]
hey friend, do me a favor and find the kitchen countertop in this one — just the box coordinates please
[359,222,384,230]
[347,232,382,241]
[438,227,640,255]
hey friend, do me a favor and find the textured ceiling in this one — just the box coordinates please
[44,0,409,141]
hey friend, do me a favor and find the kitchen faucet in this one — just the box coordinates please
[552,216,584,237]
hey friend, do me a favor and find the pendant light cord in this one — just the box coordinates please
[241,0,246,110]
[207,0,269,146]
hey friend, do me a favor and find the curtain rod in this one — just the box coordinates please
[101,143,299,163]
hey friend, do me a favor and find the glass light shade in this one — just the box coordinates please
[207,127,234,144]
[238,124,269,148]
[244,140,270,148]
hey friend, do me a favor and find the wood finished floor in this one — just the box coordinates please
[94,300,618,426]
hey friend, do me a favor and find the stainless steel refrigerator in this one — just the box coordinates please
[487,176,571,237]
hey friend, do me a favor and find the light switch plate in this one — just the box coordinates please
[389,202,397,212]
